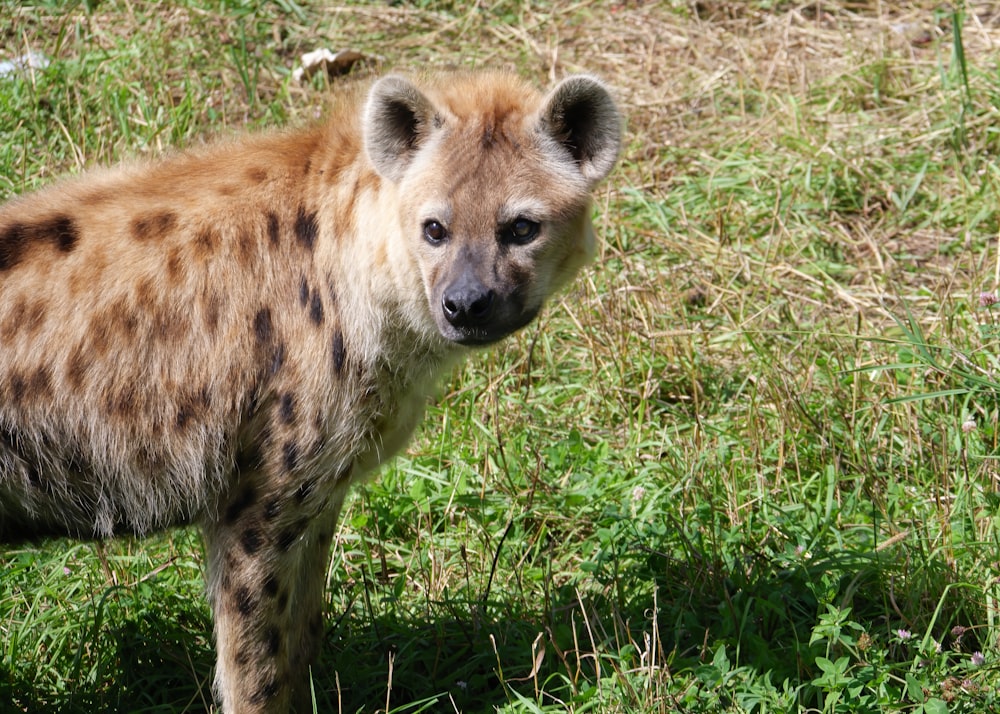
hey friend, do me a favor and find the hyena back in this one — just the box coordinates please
[0,71,620,712]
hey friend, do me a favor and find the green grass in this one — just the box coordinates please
[4,1,1000,712]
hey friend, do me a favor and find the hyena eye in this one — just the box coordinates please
[423,220,447,245]
[504,218,540,245]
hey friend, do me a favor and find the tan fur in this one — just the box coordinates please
[0,71,619,712]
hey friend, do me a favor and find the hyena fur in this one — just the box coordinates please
[0,71,620,712]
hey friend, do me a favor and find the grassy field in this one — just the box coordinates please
[2,0,1000,712]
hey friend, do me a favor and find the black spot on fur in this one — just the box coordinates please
[294,207,318,251]
[241,527,262,554]
[47,215,79,252]
[262,574,279,597]
[282,440,299,472]
[254,308,273,343]
[276,589,289,612]
[9,372,26,403]
[298,277,309,306]
[234,228,256,268]
[104,382,139,418]
[251,678,280,704]
[263,497,281,521]
[266,212,280,245]
[309,292,324,325]
[234,586,256,617]
[130,211,177,241]
[225,484,257,523]
[0,223,28,270]
[175,388,209,430]
[295,479,316,503]
[0,215,79,270]
[194,227,218,254]
[278,393,295,425]
[331,330,346,375]
[247,167,268,184]
[235,442,263,475]
[27,366,51,399]
[265,626,281,656]
[65,346,89,390]
[234,647,251,667]
[270,343,286,375]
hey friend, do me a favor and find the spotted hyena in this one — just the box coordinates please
[0,71,620,712]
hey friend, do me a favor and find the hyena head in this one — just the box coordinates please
[363,72,620,346]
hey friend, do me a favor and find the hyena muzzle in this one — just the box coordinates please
[0,70,620,712]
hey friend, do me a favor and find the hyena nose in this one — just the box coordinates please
[442,277,495,328]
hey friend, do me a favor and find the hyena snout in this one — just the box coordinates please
[436,265,534,346]
[442,272,495,329]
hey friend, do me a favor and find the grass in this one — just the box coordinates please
[3,0,1000,712]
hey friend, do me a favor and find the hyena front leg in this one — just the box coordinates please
[280,498,345,714]
[203,472,345,713]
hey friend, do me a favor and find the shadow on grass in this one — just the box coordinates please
[3,586,595,713]
[2,534,984,713]
[315,546,985,712]
[2,592,215,714]
[644,534,985,709]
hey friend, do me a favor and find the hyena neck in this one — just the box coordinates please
[301,165,464,480]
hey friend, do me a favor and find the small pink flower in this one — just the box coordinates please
[897,629,912,641]
[972,651,985,666]
[979,292,999,307]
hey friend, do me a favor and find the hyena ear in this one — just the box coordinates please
[539,75,621,185]
[364,76,436,183]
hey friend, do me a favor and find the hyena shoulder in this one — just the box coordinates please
[0,70,620,712]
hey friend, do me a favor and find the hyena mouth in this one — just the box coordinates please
[448,325,527,346]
